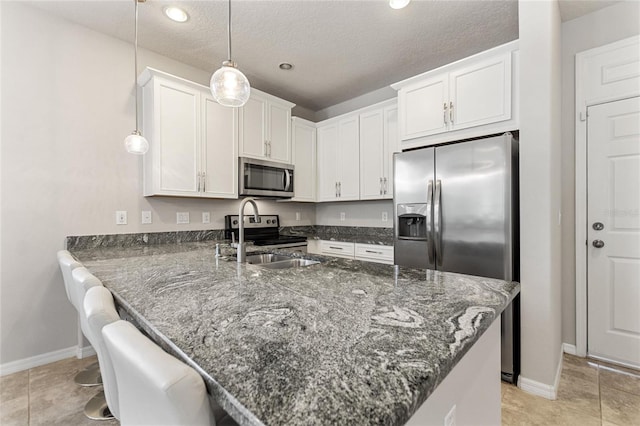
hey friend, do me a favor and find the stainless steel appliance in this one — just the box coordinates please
[239,157,294,198]
[225,214,307,252]
[393,132,520,383]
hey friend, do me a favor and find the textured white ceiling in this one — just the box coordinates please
[28,0,523,111]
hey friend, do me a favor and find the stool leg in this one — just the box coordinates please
[74,362,102,387]
[84,390,113,420]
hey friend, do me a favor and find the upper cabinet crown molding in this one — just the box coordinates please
[392,40,519,149]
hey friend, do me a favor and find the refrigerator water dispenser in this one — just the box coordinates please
[397,204,428,240]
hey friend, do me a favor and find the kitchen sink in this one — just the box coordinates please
[245,253,320,269]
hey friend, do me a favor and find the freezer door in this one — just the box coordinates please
[393,148,435,269]
[434,134,514,280]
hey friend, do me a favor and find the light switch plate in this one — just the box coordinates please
[340,212,346,221]
[444,405,456,426]
[202,212,211,224]
[116,211,127,225]
[296,212,301,221]
[382,212,388,222]
[176,212,190,224]
[141,211,152,224]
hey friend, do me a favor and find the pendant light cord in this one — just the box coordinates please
[134,0,140,132]
[227,0,232,61]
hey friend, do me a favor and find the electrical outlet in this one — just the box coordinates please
[176,212,190,224]
[141,211,152,224]
[382,212,388,222]
[444,405,456,426]
[296,212,301,221]
[115,211,127,225]
[202,212,211,224]
[340,212,346,221]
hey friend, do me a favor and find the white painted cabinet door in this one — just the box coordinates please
[201,94,238,199]
[316,123,339,201]
[268,102,292,163]
[291,118,316,202]
[240,95,267,159]
[338,116,360,200]
[449,53,511,131]
[383,105,399,199]
[148,79,200,196]
[359,109,385,200]
[587,96,640,368]
[399,75,448,140]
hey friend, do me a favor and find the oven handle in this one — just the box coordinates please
[284,169,292,192]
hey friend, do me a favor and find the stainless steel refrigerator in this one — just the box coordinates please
[393,132,520,383]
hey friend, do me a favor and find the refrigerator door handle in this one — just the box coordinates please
[426,180,435,264]
[434,179,442,267]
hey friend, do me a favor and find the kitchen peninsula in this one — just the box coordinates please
[70,239,519,426]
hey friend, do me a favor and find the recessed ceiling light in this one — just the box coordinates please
[279,63,294,70]
[164,6,189,23]
[389,0,410,9]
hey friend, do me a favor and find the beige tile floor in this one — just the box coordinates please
[0,353,638,425]
[503,354,640,425]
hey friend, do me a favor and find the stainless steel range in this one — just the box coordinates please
[224,215,307,252]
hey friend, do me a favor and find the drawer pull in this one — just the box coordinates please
[365,250,382,254]
[329,246,343,250]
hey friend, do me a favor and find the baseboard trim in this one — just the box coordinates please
[0,346,80,377]
[518,345,563,400]
[76,345,96,359]
[562,343,577,356]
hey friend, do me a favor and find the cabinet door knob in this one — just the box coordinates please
[449,101,454,123]
[197,172,201,192]
[443,102,448,125]
[380,177,383,195]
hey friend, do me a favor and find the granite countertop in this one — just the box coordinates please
[281,226,394,246]
[72,241,519,426]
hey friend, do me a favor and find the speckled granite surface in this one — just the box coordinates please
[282,225,394,245]
[72,242,518,426]
[66,230,225,250]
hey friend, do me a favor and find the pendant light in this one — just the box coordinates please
[124,0,149,155]
[210,0,250,107]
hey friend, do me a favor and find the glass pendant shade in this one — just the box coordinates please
[210,62,250,107]
[124,131,149,155]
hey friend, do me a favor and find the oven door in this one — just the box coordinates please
[239,157,294,198]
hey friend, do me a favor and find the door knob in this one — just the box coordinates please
[592,240,605,248]
[592,222,604,231]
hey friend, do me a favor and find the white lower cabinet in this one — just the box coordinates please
[319,240,355,259]
[313,240,394,264]
[140,68,237,198]
[354,243,394,265]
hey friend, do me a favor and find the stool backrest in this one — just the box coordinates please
[102,320,213,426]
[56,250,82,307]
[84,286,121,420]
[71,267,103,340]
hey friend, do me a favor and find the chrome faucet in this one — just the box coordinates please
[236,197,260,263]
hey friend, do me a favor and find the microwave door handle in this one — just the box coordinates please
[284,169,292,191]
[426,180,434,265]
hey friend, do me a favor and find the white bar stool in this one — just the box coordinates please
[102,320,215,426]
[83,286,121,421]
[56,250,101,387]
[71,267,114,420]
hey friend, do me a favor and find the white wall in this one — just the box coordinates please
[315,200,393,228]
[518,0,563,389]
[0,3,315,366]
[560,1,640,346]
[314,86,396,122]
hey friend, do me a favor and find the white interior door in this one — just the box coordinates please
[587,96,640,369]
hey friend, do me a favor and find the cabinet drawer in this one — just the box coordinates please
[355,243,394,264]
[319,240,355,259]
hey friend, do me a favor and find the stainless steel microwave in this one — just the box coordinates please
[239,157,294,198]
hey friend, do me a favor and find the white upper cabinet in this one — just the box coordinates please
[240,89,295,164]
[359,101,398,200]
[316,115,360,202]
[393,41,519,149]
[140,68,238,199]
[291,117,316,202]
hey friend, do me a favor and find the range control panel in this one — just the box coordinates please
[224,215,280,230]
